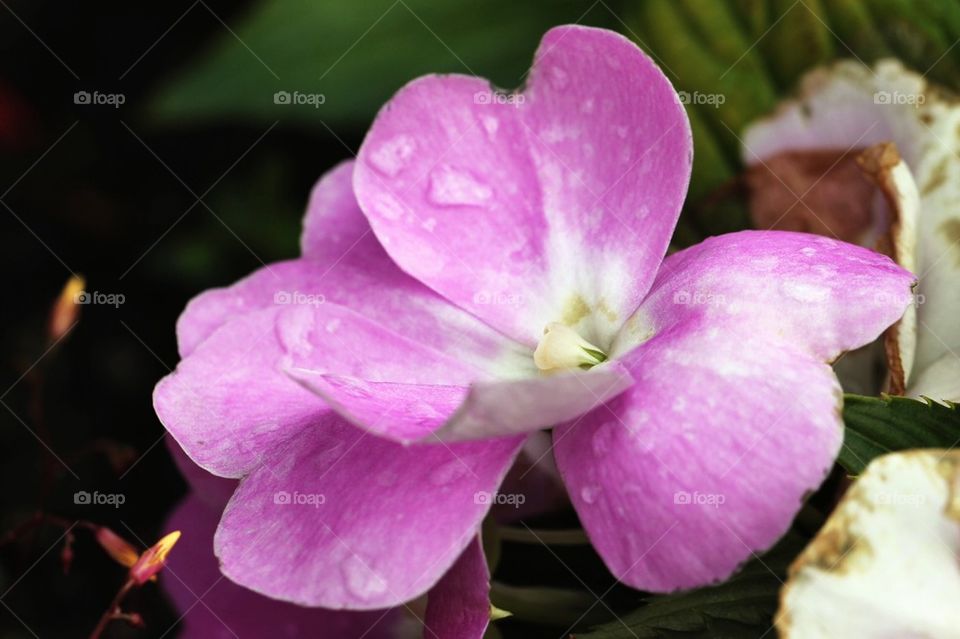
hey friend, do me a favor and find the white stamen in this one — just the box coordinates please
[533,322,607,372]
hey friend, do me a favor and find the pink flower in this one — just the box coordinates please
[154,24,914,617]
[163,440,489,638]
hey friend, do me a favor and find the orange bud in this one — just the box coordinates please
[95,527,139,568]
[48,275,85,343]
[129,531,180,585]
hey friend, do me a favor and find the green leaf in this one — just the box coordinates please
[148,0,613,128]
[577,534,805,638]
[623,0,960,240]
[839,394,960,474]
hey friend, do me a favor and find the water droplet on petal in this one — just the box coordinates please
[480,115,499,137]
[342,555,388,600]
[580,485,600,504]
[549,66,569,89]
[369,135,415,177]
[592,422,617,456]
[429,459,470,486]
[801,247,817,256]
[428,165,492,207]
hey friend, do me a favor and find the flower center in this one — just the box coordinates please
[533,322,608,372]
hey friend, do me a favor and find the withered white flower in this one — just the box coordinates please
[777,450,960,638]
[743,60,960,402]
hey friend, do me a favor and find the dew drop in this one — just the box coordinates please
[428,165,492,207]
[369,135,415,177]
[429,459,470,486]
[580,485,600,504]
[549,65,569,89]
[480,115,499,137]
[341,555,388,600]
[592,422,617,456]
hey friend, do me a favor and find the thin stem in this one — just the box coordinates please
[89,579,135,639]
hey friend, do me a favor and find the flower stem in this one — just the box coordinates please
[88,578,135,639]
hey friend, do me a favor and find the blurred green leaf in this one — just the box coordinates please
[624,0,960,238]
[577,534,805,638]
[149,0,615,128]
[839,394,960,474]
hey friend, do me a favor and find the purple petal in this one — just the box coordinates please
[555,231,915,592]
[176,162,516,365]
[214,413,523,609]
[614,231,917,362]
[289,361,632,443]
[155,306,325,478]
[167,437,238,510]
[163,495,402,639]
[354,25,692,346]
[157,271,528,477]
[423,538,491,639]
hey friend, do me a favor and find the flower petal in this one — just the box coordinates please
[424,537,491,639]
[300,159,381,264]
[555,231,915,592]
[354,25,691,346]
[289,361,632,443]
[155,306,324,478]
[613,231,916,362]
[157,271,530,476]
[555,322,844,592]
[744,59,960,396]
[164,495,403,639]
[777,450,960,638]
[177,162,520,369]
[167,437,238,510]
[214,413,523,609]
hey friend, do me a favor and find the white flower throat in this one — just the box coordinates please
[533,322,608,372]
